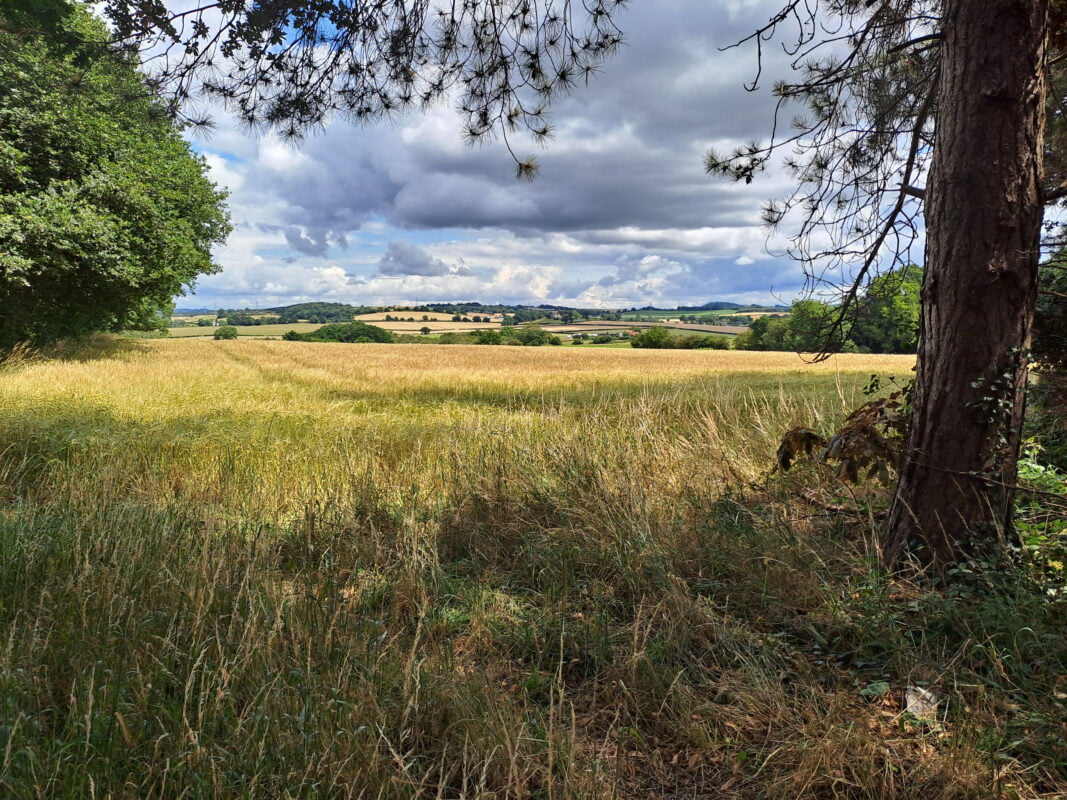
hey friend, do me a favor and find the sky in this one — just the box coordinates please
[181,0,810,311]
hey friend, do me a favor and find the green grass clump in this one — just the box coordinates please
[0,338,1063,798]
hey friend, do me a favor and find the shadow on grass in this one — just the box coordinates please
[0,382,1065,794]
[1,334,152,369]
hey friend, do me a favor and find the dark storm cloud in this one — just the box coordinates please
[284,226,327,256]
[237,0,792,242]
[377,241,470,277]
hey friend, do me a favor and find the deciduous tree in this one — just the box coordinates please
[851,266,923,355]
[0,1,230,347]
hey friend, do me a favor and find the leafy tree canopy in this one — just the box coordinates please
[293,321,395,344]
[629,326,672,349]
[851,265,923,354]
[0,0,230,347]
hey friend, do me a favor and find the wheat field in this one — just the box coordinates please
[1,338,1062,799]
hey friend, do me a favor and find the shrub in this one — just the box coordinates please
[305,322,394,343]
[213,325,238,340]
[439,332,481,345]
[226,311,258,326]
[506,326,551,346]
[630,326,672,349]
[675,333,730,350]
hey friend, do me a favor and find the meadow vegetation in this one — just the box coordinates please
[0,338,1064,799]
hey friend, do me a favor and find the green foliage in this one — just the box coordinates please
[271,302,365,324]
[509,308,546,324]
[1015,440,1067,573]
[1026,374,1067,471]
[733,316,793,351]
[503,325,552,346]
[219,311,279,326]
[675,333,730,350]
[788,299,839,352]
[1034,259,1067,372]
[733,268,922,354]
[0,2,230,347]
[850,265,923,354]
[297,321,394,344]
[629,326,673,349]
[630,327,731,350]
[213,325,238,340]
[474,329,502,345]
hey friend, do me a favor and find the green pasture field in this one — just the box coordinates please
[0,338,1064,799]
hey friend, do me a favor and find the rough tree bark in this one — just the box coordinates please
[883,0,1048,566]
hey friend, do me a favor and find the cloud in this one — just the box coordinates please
[377,241,470,277]
[187,0,815,309]
[284,226,328,256]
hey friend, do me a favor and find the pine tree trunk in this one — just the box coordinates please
[883,0,1047,567]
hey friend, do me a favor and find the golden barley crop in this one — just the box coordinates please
[1,338,1060,799]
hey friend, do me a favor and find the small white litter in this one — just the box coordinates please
[905,686,940,720]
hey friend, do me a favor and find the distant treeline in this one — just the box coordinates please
[179,302,624,325]
[277,322,735,351]
[282,322,566,347]
[627,302,789,312]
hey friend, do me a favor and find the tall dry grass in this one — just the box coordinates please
[1,339,1062,799]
